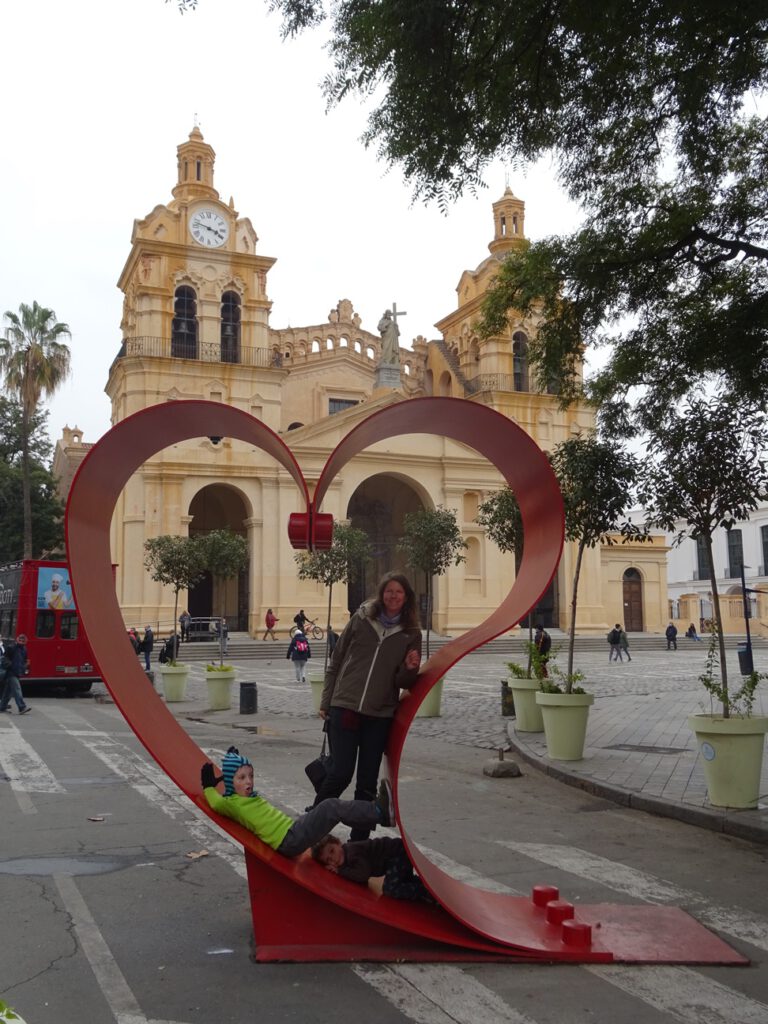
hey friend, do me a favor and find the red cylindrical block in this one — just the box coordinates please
[561,920,592,947]
[531,885,559,908]
[545,900,574,924]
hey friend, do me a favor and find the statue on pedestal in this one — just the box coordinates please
[377,309,400,366]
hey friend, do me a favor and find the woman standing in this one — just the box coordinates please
[314,572,422,839]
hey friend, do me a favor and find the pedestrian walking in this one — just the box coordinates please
[179,610,191,642]
[607,624,623,662]
[0,634,31,715]
[287,630,311,682]
[619,626,632,662]
[263,608,279,641]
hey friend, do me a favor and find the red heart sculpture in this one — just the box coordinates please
[66,397,571,960]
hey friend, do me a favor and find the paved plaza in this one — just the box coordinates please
[129,637,768,844]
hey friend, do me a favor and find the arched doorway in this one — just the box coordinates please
[187,484,250,630]
[346,474,427,622]
[622,568,644,631]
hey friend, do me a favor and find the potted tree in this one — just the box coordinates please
[294,523,372,712]
[399,505,467,716]
[535,435,641,759]
[640,393,768,807]
[197,529,248,709]
[143,535,205,702]
[476,486,545,730]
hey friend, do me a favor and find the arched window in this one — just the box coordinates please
[171,286,198,359]
[221,291,241,364]
[512,331,529,392]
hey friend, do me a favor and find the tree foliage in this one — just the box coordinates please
[0,396,64,562]
[550,436,640,686]
[295,523,373,670]
[1,301,71,558]
[637,393,768,715]
[143,535,206,661]
[196,529,249,616]
[475,486,523,568]
[253,1,768,427]
[398,505,467,657]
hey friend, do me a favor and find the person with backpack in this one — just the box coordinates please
[0,634,31,715]
[607,623,623,662]
[287,630,311,683]
[533,623,552,677]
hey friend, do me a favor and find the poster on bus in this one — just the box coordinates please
[37,567,75,610]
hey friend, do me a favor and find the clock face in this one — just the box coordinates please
[189,208,229,248]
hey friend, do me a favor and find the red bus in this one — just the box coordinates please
[0,559,102,693]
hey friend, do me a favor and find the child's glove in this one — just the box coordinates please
[201,762,223,789]
[226,745,240,755]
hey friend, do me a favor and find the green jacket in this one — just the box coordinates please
[320,603,421,718]
[204,787,293,850]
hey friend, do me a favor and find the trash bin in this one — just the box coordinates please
[500,679,515,717]
[240,682,257,714]
[737,644,754,675]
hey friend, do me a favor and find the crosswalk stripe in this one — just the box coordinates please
[588,965,768,1024]
[354,964,541,1024]
[0,721,65,799]
[496,840,768,954]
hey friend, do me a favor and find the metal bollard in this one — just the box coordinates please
[240,681,257,714]
[500,679,515,717]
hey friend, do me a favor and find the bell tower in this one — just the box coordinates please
[172,126,219,201]
[488,186,526,257]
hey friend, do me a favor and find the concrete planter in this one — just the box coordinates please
[309,674,325,714]
[205,668,236,710]
[688,714,768,809]
[509,677,544,732]
[415,679,444,718]
[535,691,594,760]
[160,664,190,703]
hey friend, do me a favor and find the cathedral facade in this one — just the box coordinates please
[54,129,668,638]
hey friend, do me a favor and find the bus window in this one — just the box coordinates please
[36,610,56,638]
[0,609,15,637]
[61,613,79,640]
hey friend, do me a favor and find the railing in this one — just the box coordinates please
[465,374,519,394]
[112,336,281,371]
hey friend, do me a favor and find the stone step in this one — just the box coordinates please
[174,631,764,662]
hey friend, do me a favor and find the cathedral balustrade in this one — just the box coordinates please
[465,373,518,394]
[115,336,280,369]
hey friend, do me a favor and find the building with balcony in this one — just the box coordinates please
[53,129,669,639]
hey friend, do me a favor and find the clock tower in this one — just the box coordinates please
[109,126,279,426]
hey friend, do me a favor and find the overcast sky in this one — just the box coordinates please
[2,0,583,447]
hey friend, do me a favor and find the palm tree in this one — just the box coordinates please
[1,302,71,558]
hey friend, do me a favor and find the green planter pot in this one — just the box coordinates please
[206,669,236,711]
[535,691,594,760]
[509,677,544,732]
[161,664,190,703]
[415,679,444,718]
[309,674,325,714]
[688,714,768,809]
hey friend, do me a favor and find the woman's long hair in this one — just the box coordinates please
[369,572,420,631]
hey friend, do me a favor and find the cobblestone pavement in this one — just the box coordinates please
[134,641,768,843]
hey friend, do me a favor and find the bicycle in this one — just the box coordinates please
[290,621,324,641]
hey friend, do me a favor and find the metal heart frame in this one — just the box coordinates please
[65,398,742,965]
